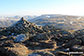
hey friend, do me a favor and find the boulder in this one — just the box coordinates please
[28,51,55,56]
[14,34,29,42]
[0,43,29,56]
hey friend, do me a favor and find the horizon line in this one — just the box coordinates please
[0,13,84,17]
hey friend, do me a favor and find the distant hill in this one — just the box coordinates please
[0,14,84,30]
[29,14,84,30]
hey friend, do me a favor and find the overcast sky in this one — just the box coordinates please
[0,0,84,16]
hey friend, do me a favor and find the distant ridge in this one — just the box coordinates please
[0,14,84,30]
[29,14,84,30]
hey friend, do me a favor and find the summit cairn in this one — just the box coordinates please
[0,17,43,36]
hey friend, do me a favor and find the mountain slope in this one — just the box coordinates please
[30,14,84,30]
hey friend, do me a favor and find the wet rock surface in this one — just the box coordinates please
[0,17,84,56]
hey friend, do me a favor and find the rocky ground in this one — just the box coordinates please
[0,17,84,56]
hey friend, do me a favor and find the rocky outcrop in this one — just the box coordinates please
[28,51,55,56]
[0,17,84,56]
[0,17,43,36]
[0,42,29,56]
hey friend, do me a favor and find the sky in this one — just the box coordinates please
[0,0,84,16]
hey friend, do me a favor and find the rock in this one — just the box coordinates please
[70,45,84,52]
[23,40,57,50]
[0,36,7,40]
[0,36,14,47]
[0,17,43,36]
[14,34,29,42]
[28,51,55,56]
[28,53,41,56]
[29,33,50,42]
[62,39,82,48]
[74,29,84,45]
[74,29,84,37]
[0,17,84,56]
[0,47,16,56]
[0,43,29,56]
[51,51,69,56]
